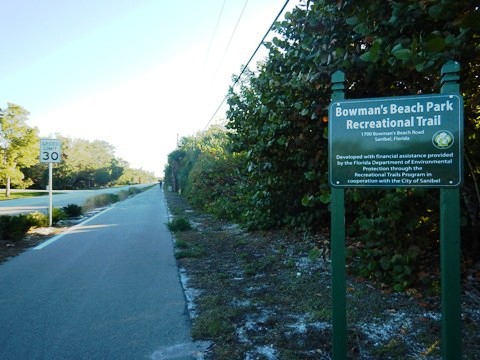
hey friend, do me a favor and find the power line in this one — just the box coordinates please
[203,0,291,131]
[203,0,227,70]
[213,0,250,77]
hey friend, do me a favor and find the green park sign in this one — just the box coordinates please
[329,63,463,360]
[329,94,463,188]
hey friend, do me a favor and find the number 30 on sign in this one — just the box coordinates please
[40,139,62,163]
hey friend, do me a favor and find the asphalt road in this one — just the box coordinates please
[0,186,203,359]
[0,184,153,215]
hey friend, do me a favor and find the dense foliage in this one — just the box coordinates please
[165,0,479,290]
[164,126,249,221]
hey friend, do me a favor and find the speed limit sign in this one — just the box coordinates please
[40,139,62,163]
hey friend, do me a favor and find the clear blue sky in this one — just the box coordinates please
[0,0,295,176]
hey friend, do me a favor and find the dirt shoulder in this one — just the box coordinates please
[165,191,480,360]
[0,208,106,265]
[0,227,66,264]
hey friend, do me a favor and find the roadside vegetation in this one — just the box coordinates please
[164,1,479,357]
[0,208,69,242]
[164,0,479,293]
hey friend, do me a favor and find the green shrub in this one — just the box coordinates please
[0,207,75,242]
[24,209,65,227]
[0,215,33,241]
[26,212,49,227]
[167,217,192,232]
[62,204,83,218]
[52,208,66,224]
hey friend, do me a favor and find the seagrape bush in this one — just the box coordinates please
[226,0,479,290]
[166,0,479,290]
[187,151,249,221]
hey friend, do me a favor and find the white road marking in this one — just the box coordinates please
[33,207,114,250]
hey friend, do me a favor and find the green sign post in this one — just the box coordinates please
[439,60,462,360]
[328,61,462,359]
[330,70,346,360]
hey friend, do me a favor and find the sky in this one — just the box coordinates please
[0,0,297,177]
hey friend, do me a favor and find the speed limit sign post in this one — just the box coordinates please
[40,139,62,226]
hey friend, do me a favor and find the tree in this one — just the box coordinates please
[164,125,249,220]
[0,103,39,197]
[116,166,156,185]
[53,138,121,188]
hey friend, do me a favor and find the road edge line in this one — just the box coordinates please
[33,207,115,250]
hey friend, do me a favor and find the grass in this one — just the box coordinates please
[175,246,205,259]
[172,232,205,259]
[0,191,64,200]
[192,295,238,341]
